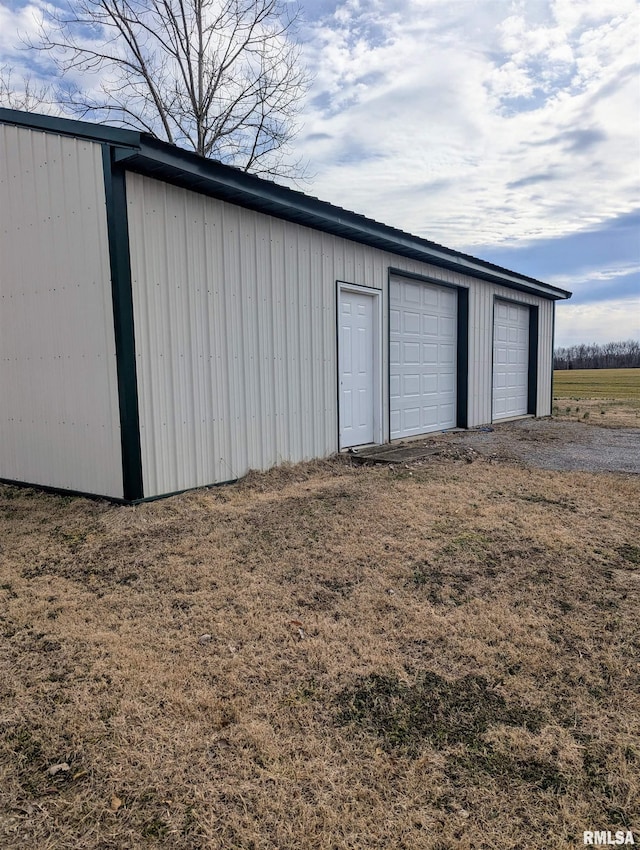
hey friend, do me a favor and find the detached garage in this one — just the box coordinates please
[0,108,571,502]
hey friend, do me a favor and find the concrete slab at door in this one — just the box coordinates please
[493,301,529,420]
[339,289,375,448]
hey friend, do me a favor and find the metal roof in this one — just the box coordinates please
[0,107,572,301]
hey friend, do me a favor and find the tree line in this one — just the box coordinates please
[554,340,640,370]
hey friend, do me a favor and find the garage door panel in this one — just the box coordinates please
[423,315,439,335]
[423,287,438,306]
[441,402,455,419]
[390,309,400,333]
[422,406,439,427]
[404,310,421,333]
[390,277,457,439]
[440,288,456,305]
[423,342,438,363]
[439,372,455,393]
[439,317,455,338]
[404,406,421,429]
[493,301,529,420]
[422,374,438,394]
[403,374,420,396]
[403,342,420,364]
[403,286,420,306]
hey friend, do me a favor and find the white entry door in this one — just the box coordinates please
[390,277,457,439]
[339,288,376,448]
[493,301,529,420]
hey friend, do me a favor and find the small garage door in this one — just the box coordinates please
[493,301,529,420]
[390,277,456,439]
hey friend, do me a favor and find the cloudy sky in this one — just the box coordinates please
[1,0,638,347]
[295,0,639,347]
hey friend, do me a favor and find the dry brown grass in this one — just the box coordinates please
[552,397,640,429]
[1,444,639,848]
[553,369,640,428]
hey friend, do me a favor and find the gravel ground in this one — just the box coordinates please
[443,418,640,474]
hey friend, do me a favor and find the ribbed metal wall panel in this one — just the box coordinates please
[537,297,554,416]
[127,173,556,497]
[0,125,123,497]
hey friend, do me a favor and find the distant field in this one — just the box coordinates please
[553,367,640,399]
[552,369,640,427]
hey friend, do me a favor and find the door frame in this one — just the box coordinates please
[336,281,383,450]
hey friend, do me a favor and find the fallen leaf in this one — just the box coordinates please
[47,763,70,776]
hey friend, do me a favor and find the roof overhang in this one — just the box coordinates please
[0,107,572,301]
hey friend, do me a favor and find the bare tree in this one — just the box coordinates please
[554,340,640,370]
[0,65,55,112]
[25,0,309,177]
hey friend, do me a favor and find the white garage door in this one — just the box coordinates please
[493,301,529,421]
[390,277,457,439]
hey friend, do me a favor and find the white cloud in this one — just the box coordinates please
[548,262,640,289]
[296,0,640,251]
[0,1,46,63]
[555,297,640,347]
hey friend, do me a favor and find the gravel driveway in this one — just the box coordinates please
[445,418,640,474]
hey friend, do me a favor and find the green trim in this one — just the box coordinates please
[0,476,130,505]
[550,302,556,413]
[0,106,140,147]
[335,281,342,451]
[102,145,144,501]
[456,288,469,428]
[527,306,539,415]
[0,475,238,506]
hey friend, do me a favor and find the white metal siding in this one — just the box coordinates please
[0,125,123,497]
[537,300,554,417]
[128,174,344,496]
[127,172,556,496]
